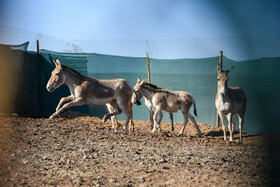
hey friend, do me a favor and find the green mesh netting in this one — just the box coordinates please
[1,45,279,134]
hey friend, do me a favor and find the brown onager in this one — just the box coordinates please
[215,64,247,143]
[46,59,136,131]
[132,78,201,137]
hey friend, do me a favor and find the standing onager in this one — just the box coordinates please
[215,64,247,143]
[46,59,136,130]
[132,78,201,137]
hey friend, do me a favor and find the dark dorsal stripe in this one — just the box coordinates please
[62,65,85,78]
[142,82,161,90]
[142,82,177,96]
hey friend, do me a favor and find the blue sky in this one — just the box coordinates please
[0,0,280,59]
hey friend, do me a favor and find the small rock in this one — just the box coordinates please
[83,155,90,159]
[12,113,18,117]
[134,151,141,155]
[22,159,29,164]
[109,179,117,183]
[159,158,167,163]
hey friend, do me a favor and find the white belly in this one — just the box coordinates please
[216,95,231,114]
[87,96,114,105]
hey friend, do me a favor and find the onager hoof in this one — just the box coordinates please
[102,115,109,124]
[177,133,183,137]
[123,125,128,131]
[129,126,135,132]
[49,114,57,119]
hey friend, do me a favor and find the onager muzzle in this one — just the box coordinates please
[46,84,55,92]
[132,89,141,105]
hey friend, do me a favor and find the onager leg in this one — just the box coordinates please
[102,102,121,124]
[56,95,73,112]
[170,113,174,131]
[227,113,234,142]
[148,107,154,130]
[238,113,244,143]
[232,119,236,135]
[157,112,163,130]
[152,106,162,133]
[117,99,133,131]
[178,112,188,136]
[188,113,201,137]
[150,108,163,130]
[106,102,121,129]
[50,98,84,119]
[122,108,133,131]
[218,112,227,140]
[127,102,135,131]
[178,104,192,136]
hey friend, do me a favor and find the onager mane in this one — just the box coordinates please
[142,82,174,95]
[62,65,86,79]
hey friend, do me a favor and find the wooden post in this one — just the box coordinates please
[219,51,223,69]
[146,52,151,83]
[216,51,223,127]
[37,40,40,54]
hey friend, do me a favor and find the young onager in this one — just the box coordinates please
[215,64,247,143]
[132,78,201,137]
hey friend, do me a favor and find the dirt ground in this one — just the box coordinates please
[1,112,280,186]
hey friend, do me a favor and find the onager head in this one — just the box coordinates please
[46,59,66,92]
[131,77,146,105]
[217,64,234,97]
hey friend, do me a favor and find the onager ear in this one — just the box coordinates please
[226,66,234,74]
[55,59,62,67]
[137,77,141,83]
[217,63,222,73]
[53,59,58,67]
[140,78,147,85]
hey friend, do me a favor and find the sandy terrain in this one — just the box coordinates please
[0,112,280,186]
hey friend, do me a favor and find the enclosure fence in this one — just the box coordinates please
[0,26,280,133]
[0,41,279,134]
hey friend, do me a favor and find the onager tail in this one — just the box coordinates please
[191,95,198,117]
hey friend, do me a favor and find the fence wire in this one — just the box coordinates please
[0,26,280,134]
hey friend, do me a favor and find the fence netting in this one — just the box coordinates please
[0,42,279,134]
